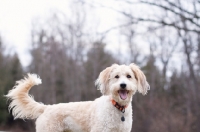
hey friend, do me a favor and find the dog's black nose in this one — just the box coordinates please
[120,83,126,89]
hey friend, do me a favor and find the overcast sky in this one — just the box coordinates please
[0,1,73,66]
[0,0,128,67]
[0,0,180,72]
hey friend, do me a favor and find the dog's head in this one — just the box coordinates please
[95,63,150,105]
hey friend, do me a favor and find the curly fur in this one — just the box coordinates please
[5,63,149,132]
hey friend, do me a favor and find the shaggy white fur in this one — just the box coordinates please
[6,63,149,132]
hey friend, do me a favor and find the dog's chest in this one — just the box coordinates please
[94,104,132,132]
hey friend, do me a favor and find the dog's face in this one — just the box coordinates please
[96,63,149,105]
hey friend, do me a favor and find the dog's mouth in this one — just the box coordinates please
[118,90,129,100]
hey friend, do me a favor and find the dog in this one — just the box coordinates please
[6,63,149,132]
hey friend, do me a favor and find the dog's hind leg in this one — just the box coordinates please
[36,122,65,132]
[36,114,65,132]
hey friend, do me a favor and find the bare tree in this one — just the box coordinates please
[81,0,200,131]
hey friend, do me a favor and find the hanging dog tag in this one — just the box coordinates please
[121,116,125,122]
[121,108,125,122]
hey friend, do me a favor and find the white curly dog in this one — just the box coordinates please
[6,63,149,132]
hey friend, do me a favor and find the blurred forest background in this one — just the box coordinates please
[0,0,200,132]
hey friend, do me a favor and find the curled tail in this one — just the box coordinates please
[5,73,47,119]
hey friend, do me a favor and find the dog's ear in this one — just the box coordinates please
[129,63,150,95]
[95,64,118,95]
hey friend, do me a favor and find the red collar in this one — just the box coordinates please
[111,99,127,113]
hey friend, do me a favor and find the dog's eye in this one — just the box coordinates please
[127,75,131,78]
[115,75,119,79]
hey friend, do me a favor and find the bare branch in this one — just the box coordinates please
[140,0,200,28]
[132,18,200,33]
[165,0,200,19]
